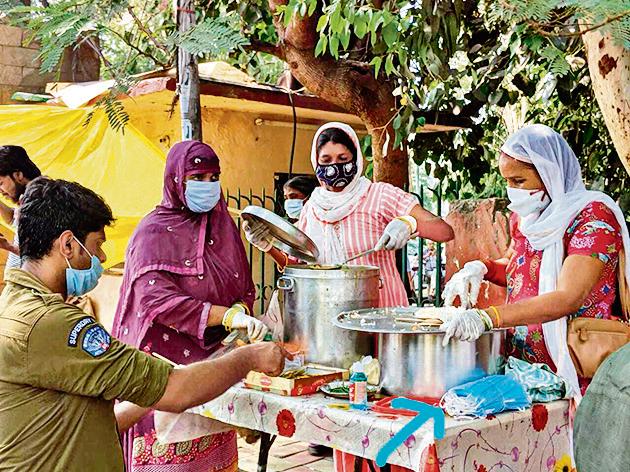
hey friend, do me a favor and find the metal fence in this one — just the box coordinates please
[227,183,446,315]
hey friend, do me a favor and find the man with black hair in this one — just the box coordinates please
[0,145,42,275]
[0,177,288,471]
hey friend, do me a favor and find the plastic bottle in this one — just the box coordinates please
[349,361,368,410]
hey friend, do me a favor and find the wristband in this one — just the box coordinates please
[477,309,494,331]
[222,306,242,331]
[395,215,418,234]
[488,305,502,328]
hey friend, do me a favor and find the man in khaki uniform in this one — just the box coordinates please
[0,178,286,471]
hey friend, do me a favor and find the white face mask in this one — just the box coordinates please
[507,187,551,218]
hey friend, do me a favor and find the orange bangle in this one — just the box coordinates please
[488,305,502,328]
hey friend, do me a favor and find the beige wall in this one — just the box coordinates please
[124,91,318,198]
[0,24,52,104]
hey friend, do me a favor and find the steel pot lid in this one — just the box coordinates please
[241,205,319,263]
[334,307,447,334]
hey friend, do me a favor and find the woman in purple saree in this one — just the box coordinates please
[112,141,264,471]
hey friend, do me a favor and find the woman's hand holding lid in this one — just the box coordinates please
[242,220,273,253]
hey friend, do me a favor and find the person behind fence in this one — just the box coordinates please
[111,141,271,472]
[244,121,454,472]
[0,177,287,471]
[441,124,630,400]
[0,145,41,275]
[283,175,320,221]
[245,121,454,308]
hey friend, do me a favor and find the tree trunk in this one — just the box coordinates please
[177,0,202,141]
[267,0,408,188]
[582,30,630,175]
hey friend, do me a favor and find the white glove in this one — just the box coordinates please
[242,220,273,253]
[441,309,494,347]
[375,216,416,251]
[223,305,270,343]
[442,260,488,308]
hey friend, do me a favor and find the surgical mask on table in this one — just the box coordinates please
[185,180,221,213]
[507,187,551,218]
[440,375,531,419]
[65,237,104,297]
[284,199,304,219]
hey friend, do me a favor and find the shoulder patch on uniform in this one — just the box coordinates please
[68,316,96,347]
[81,325,111,357]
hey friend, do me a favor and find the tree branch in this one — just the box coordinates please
[105,26,172,69]
[245,38,286,60]
[526,10,630,37]
[126,6,171,55]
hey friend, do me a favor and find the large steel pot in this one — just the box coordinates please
[334,308,505,397]
[278,265,380,368]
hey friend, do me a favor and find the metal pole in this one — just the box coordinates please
[434,183,443,306]
[177,0,202,141]
[260,188,267,314]
[418,185,424,306]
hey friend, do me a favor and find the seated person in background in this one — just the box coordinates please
[0,177,287,471]
[0,145,42,275]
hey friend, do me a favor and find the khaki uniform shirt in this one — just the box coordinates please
[0,269,173,471]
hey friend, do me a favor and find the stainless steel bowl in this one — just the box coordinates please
[334,307,506,397]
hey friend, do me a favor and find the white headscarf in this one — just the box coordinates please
[302,122,371,263]
[501,124,630,400]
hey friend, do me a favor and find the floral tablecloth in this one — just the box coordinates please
[189,385,572,472]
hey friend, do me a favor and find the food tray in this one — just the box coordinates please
[245,364,349,396]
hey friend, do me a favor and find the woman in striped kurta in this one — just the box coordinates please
[246,122,454,308]
[245,122,454,472]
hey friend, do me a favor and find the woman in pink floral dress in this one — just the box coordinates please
[442,124,630,398]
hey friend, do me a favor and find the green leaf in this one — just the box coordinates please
[314,35,327,57]
[369,11,383,35]
[329,35,340,58]
[316,14,328,32]
[340,26,351,50]
[330,7,342,33]
[384,54,395,75]
[393,113,402,130]
[307,0,317,16]
[382,10,394,27]
[370,56,383,78]
[354,12,368,39]
[382,22,398,48]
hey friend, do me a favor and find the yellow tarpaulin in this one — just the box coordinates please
[0,105,166,268]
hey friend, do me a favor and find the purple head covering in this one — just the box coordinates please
[112,141,254,346]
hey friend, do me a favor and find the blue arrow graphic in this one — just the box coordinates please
[375,397,445,467]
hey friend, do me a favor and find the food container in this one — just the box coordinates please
[244,364,348,396]
[278,265,380,368]
[334,307,506,397]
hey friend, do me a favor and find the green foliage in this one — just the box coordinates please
[166,15,249,58]
[5,0,629,201]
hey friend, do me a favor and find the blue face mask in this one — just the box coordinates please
[65,237,104,297]
[441,375,531,419]
[185,180,221,213]
[284,199,304,219]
